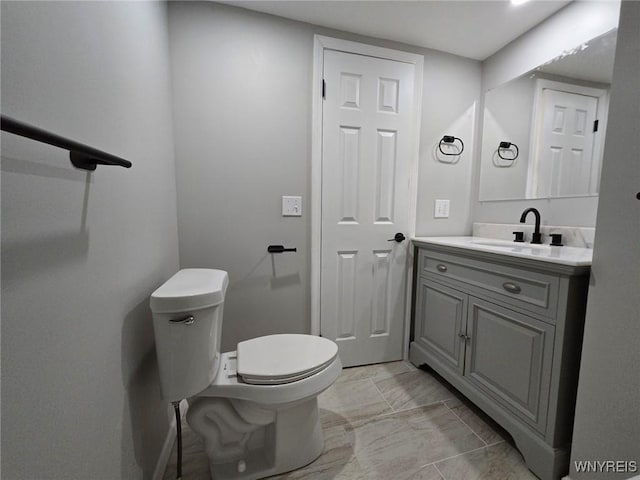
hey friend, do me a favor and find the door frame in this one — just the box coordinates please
[310,35,424,361]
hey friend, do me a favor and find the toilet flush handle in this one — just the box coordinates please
[169,315,195,325]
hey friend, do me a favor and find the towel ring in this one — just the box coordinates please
[497,141,519,161]
[438,135,464,156]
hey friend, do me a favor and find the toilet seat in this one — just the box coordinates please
[237,334,338,385]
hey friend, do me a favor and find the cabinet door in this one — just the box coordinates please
[414,278,466,374]
[464,297,554,433]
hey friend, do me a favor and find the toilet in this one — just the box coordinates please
[150,268,342,480]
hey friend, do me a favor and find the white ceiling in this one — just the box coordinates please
[220,0,572,60]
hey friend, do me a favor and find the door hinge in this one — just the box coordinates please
[322,79,326,99]
[593,119,599,132]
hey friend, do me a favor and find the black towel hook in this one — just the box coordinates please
[438,135,464,156]
[497,141,519,161]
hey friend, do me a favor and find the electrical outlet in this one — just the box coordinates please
[282,196,302,216]
[434,199,450,218]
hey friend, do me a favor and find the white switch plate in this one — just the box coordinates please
[434,199,450,218]
[282,196,302,216]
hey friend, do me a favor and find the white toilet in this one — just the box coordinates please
[150,268,342,480]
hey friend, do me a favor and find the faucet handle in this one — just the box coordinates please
[512,231,524,243]
[550,233,563,246]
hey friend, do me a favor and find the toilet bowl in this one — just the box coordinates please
[150,269,342,480]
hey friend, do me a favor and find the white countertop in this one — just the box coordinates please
[412,236,593,267]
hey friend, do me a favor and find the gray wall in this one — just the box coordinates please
[168,2,481,352]
[1,2,179,479]
[569,1,640,477]
[474,1,620,228]
[479,75,534,200]
[416,50,479,237]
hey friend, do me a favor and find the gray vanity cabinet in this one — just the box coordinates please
[410,242,590,480]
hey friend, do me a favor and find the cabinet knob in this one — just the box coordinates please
[502,282,522,294]
[437,264,448,272]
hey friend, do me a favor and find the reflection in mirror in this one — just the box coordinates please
[479,29,617,201]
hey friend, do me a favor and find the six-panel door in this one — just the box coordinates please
[320,49,416,366]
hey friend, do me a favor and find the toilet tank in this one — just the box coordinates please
[150,269,229,402]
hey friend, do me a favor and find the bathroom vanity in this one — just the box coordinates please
[409,237,592,480]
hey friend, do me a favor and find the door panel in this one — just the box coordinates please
[338,127,360,222]
[336,251,358,339]
[321,49,416,367]
[375,130,397,223]
[464,297,554,433]
[371,249,392,336]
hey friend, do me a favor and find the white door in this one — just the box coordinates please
[533,88,599,197]
[320,49,416,367]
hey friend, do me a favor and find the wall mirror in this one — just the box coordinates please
[478,28,617,201]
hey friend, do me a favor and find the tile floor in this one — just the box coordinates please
[163,361,537,480]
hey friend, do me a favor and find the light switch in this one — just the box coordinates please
[434,199,450,218]
[282,196,302,216]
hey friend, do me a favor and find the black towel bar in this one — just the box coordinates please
[1,114,132,171]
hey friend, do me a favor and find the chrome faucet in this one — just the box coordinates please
[520,208,542,244]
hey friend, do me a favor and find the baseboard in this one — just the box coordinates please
[152,399,188,480]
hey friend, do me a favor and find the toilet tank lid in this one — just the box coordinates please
[150,269,229,313]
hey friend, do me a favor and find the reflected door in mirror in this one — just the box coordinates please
[529,85,602,198]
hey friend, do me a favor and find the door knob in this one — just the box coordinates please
[387,233,406,243]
